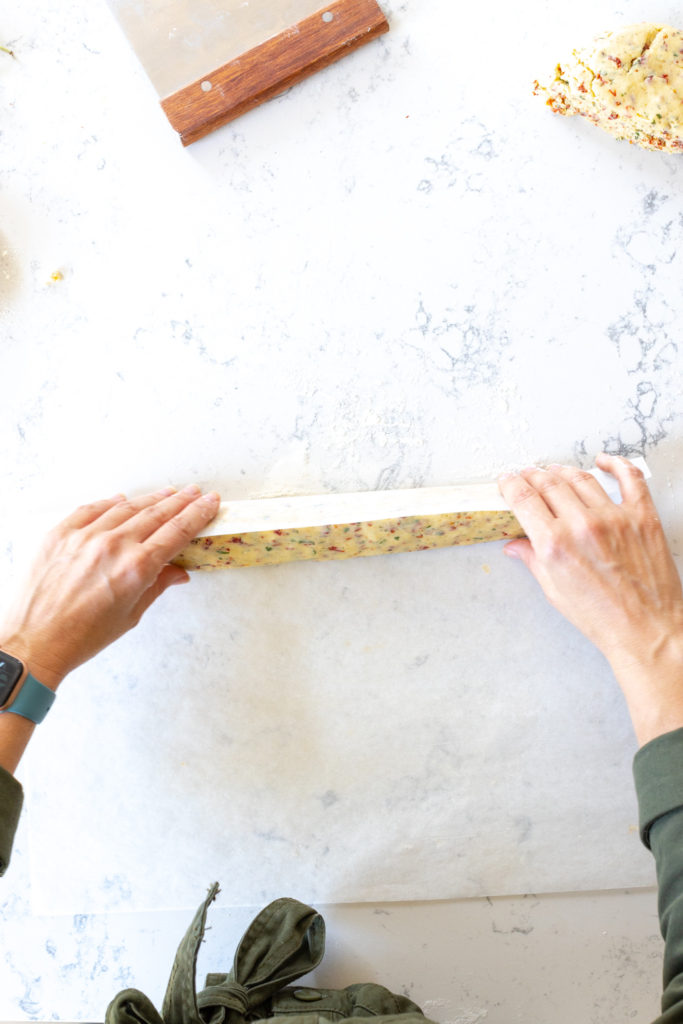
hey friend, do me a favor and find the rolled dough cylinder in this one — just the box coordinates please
[173,509,523,571]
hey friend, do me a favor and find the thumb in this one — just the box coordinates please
[131,565,190,623]
[156,564,191,593]
[503,538,535,569]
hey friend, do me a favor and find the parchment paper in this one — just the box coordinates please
[199,458,650,536]
[21,462,654,914]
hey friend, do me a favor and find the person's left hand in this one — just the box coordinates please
[0,485,221,689]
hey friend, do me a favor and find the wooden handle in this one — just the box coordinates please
[161,0,389,146]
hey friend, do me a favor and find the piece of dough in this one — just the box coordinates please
[173,510,524,570]
[534,23,683,152]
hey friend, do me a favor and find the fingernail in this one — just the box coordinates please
[182,484,202,496]
[160,486,177,496]
[110,493,127,501]
[199,491,220,505]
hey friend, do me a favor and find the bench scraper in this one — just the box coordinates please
[105,0,389,145]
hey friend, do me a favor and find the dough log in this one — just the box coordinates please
[173,511,524,571]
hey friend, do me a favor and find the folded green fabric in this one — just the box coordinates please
[106,886,435,1024]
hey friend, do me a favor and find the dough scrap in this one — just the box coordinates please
[534,23,683,152]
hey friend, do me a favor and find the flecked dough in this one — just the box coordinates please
[534,23,683,151]
[173,511,524,570]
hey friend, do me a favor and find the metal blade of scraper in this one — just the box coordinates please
[105,0,389,144]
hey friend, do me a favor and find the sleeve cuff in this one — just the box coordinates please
[0,765,23,875]
[633,726,683,849]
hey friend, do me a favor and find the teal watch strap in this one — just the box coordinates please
[4,674,56,724]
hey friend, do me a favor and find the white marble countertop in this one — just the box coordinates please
[2,0,683,1018]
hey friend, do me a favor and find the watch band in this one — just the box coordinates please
[3,673,56,724]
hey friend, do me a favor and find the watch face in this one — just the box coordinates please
[0,652,23,706]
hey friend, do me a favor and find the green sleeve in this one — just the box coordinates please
[0,765,23,876]
[634,727,683,1022]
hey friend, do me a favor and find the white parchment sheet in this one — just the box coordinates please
[22,464,653,914]
[198,458,650,536]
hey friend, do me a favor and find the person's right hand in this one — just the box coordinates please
[0,485,221,691]
[498,454,683,746]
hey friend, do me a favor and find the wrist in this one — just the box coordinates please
[607,632,683,747]
[0,636,65,693]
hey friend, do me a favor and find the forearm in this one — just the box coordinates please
[608,634,683,748]
[634,730,683,1022]
[654,810,683,1022]
[0,714,36,776]
[0,765,23,875]
[496,459,683,1018]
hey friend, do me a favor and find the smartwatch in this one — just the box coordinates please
[0,651,56,724]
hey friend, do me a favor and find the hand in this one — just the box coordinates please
[0,485,221,690]
[498,454,683,746]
